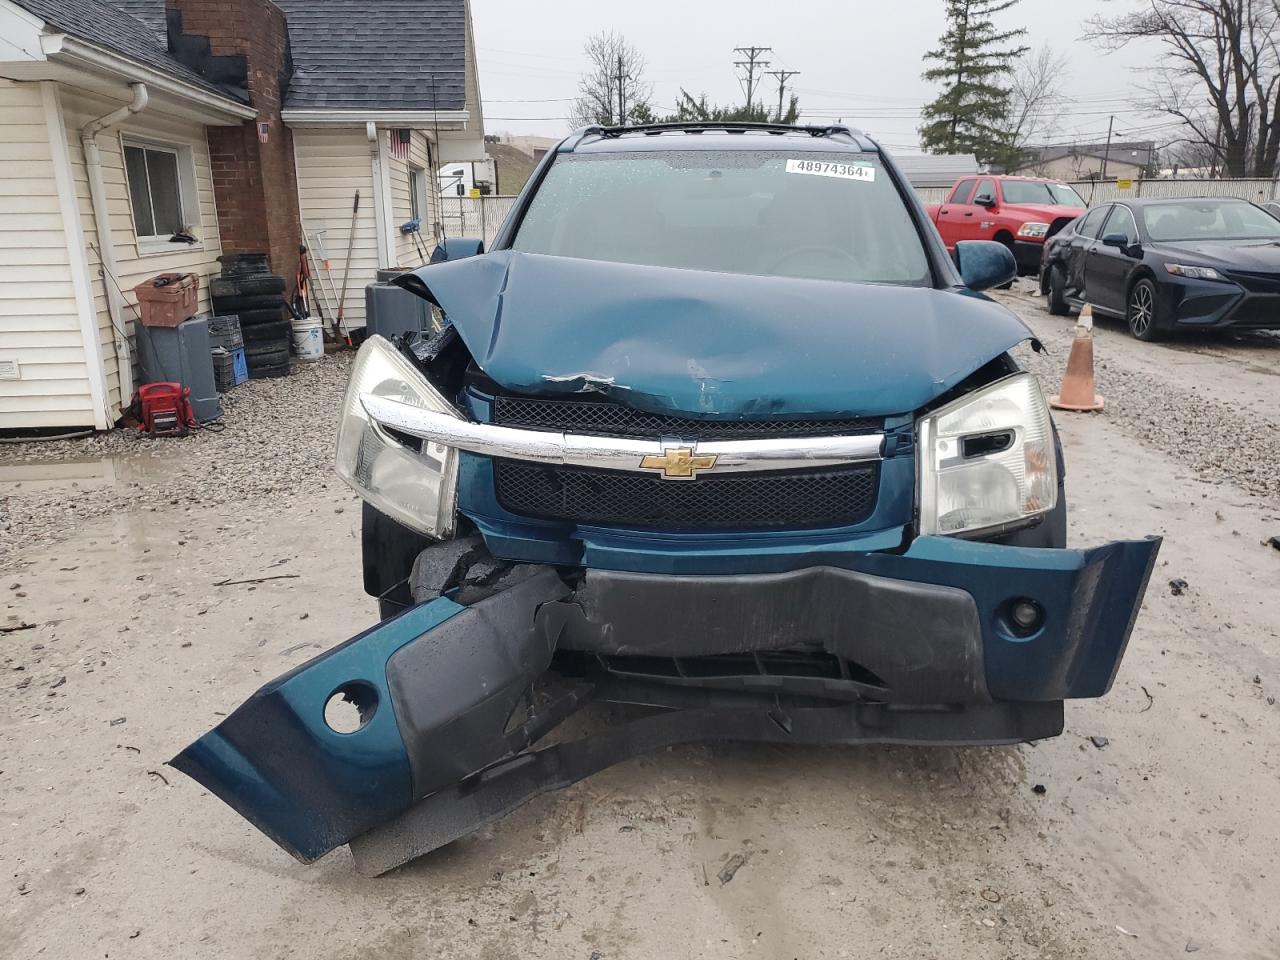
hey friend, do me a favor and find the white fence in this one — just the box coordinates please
[914,178,1280,206]
[439,195,518,248]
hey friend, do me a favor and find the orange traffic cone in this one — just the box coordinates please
[1049,304,1104,412]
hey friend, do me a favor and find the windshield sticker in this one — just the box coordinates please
[785,159,875,182]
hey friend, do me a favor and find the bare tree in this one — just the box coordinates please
[569,31,654,128]
[1085,1,1280,178]
[1004,45,1069,169]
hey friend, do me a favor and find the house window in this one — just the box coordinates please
[123,141,196,244]
[409,164,426,221]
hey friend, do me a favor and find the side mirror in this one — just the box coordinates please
[954,240,1017,291]
[974,193,996,209]
[429,237,485,264]
[1101,233,1131,249]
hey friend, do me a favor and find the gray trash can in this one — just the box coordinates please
[365,269,433,340]
[135,317,222,422]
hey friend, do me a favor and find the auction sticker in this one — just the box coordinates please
[785,158,875,182]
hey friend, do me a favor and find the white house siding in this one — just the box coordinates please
[0,79,94,430]
[390,130,438,268]
[59,88,224,413]
[292,127,380,329]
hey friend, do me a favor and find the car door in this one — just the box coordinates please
[963,178,998,243]
[1064,205,1110,301]
[1087,205,1141,314]
[935,179,977,250]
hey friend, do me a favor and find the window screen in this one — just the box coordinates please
[124,144,184,238]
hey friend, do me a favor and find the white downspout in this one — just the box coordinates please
[367,120,392,267]
[82,82,148,402]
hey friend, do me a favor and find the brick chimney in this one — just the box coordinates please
[166,0,301,280]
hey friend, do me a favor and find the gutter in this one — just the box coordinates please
[81,81,149,402]
[282,108,469,126]
[368,121,394,268]
[49,35,256,123]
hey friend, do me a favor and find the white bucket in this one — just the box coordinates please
[291,318,324,361]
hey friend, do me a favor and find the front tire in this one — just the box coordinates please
[1047,264,1070,316]
[1127,278,1164,341]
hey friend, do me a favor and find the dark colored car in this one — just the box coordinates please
[172,122,1159,875]
[1041,197,1280,340]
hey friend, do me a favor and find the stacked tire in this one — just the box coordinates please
[211,253,290,379]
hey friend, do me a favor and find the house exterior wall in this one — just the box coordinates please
[0,79,96,429]
[390,129,438,268]
[292,127,380,329]
[1014,155,1147,182]
[60,87,225,414]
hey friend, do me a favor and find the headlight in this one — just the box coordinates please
[917,372,1058,537]
[1016,222,1050,239]
[335,335,460,539]
[1164,263,1224,281]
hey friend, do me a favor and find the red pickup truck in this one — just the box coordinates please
[924,176,1087,275]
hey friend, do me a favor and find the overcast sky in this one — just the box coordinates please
[470,0,1179,153]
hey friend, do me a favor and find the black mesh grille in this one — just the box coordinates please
[493,395,881,440]
[1228,296,1280,326]
[494,460,878,530]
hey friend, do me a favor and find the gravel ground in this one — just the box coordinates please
[0,354,351,568]
[997,281,1280,505]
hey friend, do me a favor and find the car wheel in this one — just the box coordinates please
[1126,278,1164,341]
[1047,264,1070,316]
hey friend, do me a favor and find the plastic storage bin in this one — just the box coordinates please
[136,316,222,421]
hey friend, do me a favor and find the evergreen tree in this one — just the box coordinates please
[919,0,1028,165]
[659,88,801,124]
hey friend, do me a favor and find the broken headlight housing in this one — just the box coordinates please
[335,335,460,539]
[916,372,1057,537]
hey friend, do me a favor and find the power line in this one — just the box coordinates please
[732,46,772,113]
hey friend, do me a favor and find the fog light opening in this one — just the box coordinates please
[324,681,379,734]
[1009,598,1044,635]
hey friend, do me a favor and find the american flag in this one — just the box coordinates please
[390,129,411,160]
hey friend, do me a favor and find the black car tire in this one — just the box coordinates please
[1126,277,1165,341]
[362,502,433,619]
[211,293,285,314]
[233,306,286,326]
[1047,264,1070,316]
[244,342,289,364]
[248,362,290,380]
[210,276,286,300]
[242,319,292,342]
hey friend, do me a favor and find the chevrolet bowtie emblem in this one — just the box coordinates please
[639,446,718,480]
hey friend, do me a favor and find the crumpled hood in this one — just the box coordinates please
[397,251,1034,418]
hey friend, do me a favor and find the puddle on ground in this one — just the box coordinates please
[0,451,177,494]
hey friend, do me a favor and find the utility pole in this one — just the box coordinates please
[613,53,630,125]
[765,69,799,122]
[1100,115,1114,181]
[733,46,772,113]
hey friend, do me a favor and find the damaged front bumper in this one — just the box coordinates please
[172,534,1159,874]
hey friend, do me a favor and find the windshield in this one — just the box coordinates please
[1001,180,1085,207]
[511,149,931,285]
[1143,200,1280,242]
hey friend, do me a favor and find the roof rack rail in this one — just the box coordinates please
[594,121,856,139]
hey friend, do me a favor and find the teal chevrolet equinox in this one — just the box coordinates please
[173,123,1160,875]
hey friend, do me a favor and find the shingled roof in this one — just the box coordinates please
[273,0,467,112]
[13,0,241,101]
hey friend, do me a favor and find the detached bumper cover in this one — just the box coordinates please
[171,535,1159,868]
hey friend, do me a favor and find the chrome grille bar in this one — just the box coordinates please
[361,394,884,476]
